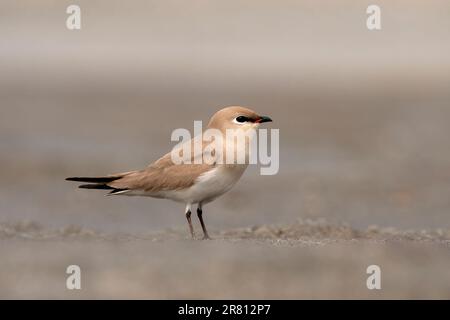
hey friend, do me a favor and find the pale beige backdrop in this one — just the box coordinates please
[1,1,450,298]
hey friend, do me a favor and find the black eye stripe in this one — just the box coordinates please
[236,116,250,123]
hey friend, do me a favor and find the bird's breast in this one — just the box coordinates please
[193,164,247,203]
[164,164,247,204]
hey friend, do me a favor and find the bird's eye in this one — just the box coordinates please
[235,116,248,123]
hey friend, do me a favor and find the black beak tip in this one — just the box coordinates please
[258,116,272,123]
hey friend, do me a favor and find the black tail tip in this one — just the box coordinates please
[65,176,120,183]
[78,184,114,190]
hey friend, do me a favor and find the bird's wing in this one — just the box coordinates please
[108,153,214,193]
[67,136,217,193]
[107,137,215,193]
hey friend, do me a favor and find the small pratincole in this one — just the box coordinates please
[66,106,272,239]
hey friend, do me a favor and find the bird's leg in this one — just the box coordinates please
[185,204,195,239]
[197,203,210,240]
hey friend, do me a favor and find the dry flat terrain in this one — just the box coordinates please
[1,1,450,298]
[1,219,450,299]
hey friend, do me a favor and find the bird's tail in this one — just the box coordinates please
[65,175,128,194]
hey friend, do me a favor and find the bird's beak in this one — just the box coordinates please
[255,116,272,123]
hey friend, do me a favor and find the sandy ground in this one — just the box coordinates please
[1,219,450,299]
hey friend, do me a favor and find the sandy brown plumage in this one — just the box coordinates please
[66,106,272,239]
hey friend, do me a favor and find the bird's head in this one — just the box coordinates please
[207,106,272,133]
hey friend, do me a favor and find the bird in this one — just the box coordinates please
[66,106,272,239]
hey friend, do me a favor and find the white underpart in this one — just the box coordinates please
[136,165,248,205]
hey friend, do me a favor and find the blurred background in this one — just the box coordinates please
[1,0,450,299]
